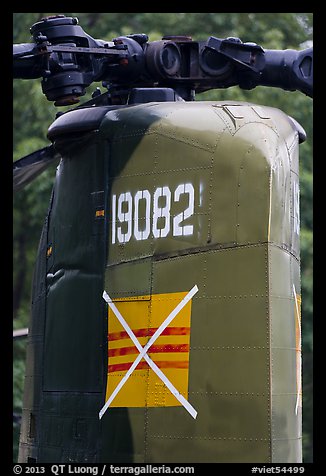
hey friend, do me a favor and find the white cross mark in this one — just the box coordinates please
[99,285,199,420]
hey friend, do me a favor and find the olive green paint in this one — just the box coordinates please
[19,101,302,463]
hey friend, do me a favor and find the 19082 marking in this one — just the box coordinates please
[111,183,195,244]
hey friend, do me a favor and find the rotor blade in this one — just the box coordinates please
[13,145,60,193]
[13,328,29,339]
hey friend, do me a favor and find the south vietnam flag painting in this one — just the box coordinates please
[105,290,193,408]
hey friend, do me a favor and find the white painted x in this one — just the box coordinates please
[99,285,198,420]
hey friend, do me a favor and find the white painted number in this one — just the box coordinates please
[111,193,116,244]
[111,183,195,243]
[117,192,132,243]
[173,183,194,236]
[153,186,171,238]
[134,190,151,241]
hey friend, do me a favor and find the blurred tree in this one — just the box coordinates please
[13,12,313,462]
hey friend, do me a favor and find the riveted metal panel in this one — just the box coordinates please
[100,101,302,462]
[20,100,302,463]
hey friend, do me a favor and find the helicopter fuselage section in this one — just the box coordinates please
[19,100,302,463]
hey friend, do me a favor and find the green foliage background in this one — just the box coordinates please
[13,12,313,462]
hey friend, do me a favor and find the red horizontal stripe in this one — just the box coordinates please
[108,326,190,342]
[108,360,189,373]
[109,343,189,357]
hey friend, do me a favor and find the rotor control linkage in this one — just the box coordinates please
[13,15,313,105]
